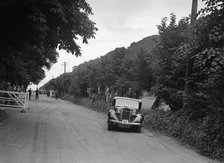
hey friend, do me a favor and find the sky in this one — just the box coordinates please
[31,0,205,89]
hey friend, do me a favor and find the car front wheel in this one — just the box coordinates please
[136,126,141,133]
[108,123,113,131]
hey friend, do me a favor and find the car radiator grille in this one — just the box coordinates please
[121,108,131,120]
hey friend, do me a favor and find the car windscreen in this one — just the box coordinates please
[115,99,139,109]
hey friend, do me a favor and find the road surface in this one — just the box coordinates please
[0,95,218,163]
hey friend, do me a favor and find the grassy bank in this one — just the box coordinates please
[64,95,112,113]
[64,95,223,161]
[144,109,224,161]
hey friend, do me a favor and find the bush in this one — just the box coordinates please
[66,96,112,114]
[143,109,224,161]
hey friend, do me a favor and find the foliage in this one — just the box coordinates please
[153,0,224,113]
[0,0,97,88]
[188,0,224,112]
[69,97,112,114]
[152,13,190,111]
[148,0,224,160]
[42,35,159,99]
[144,109,224,160]
[41,72,73,97]
[69,38,158,98]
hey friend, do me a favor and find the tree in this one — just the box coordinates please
[43,35,159,99]
[184,0,224,113]
[100,48,127,86]
[0,0,97,87]
[152,14,190,111]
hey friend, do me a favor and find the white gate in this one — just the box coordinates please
[0,90,29,112]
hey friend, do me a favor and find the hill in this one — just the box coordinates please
[128,35,160,53]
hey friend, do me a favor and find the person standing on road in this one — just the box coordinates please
[105,86,110,102]
[6,82,14,91]
[6,82,14,105]
[91,87,97,103]
[35,88,39,100]
[55,90,59,100]
[28,88,32,100]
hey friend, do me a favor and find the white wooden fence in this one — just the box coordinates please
[0,90,29,112]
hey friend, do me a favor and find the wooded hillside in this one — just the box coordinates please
[42,34,159,98]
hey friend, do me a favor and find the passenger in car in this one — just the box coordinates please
[125,87,136,98]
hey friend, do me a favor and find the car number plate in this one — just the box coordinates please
[122,120,128,124]
[118,124,130,128]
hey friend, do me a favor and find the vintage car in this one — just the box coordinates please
[107,96,144,132]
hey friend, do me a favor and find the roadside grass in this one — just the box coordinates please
[64,95,112,113]
[144,109,224,161]
[63,94,155,114]
[63,95,223,162]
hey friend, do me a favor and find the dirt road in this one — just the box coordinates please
[0,95,218,163]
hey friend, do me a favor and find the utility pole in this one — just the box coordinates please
[184,0,198,95]
[62,62,68,74]
[61,62,68,95]
[191,0,198,24]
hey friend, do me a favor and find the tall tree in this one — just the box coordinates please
[152,14,190,111]
[0,0,97,87]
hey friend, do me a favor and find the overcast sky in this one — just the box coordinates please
[33,0,205,89]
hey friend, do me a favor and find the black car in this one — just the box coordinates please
[107,96,144,133]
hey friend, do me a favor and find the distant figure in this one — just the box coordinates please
[125,87,136,98]
[35,88,39,100]
[87,87,91,98]
[55,90,59,100]
[91,87,97,103]
[6,82,14,91]
[105,86,110,102]
[28,88,32,100]
[97,85,102,100]
[4,82,13,105]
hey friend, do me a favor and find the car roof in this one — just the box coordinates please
[114,96,141,103]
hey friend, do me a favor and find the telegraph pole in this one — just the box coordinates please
[61,62,68,95]
[184,0,198,95]
[62,62,68,74]
[191,0,198,24]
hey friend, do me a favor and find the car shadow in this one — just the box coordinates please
[109,127,142,133]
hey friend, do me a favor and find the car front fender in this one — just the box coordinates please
[133,114,144,123]
[108,109,118,121]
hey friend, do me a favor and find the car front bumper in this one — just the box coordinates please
[108,119,142,127]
